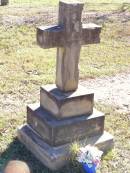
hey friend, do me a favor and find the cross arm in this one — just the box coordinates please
[37,23,102,49]
[37,25,64,49]
[82,23,102,45]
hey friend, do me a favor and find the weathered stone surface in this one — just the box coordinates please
[82,23,101,45]
[56,1,83,91]
[37,0,102,92]
[27,103,105,146]
[37,24,101,49]
[0,0,8,5]
[18,125,70,171]
[37,25,64,49]
[40,84,94,119]
[18,125,114,171]
[56,43,81,91]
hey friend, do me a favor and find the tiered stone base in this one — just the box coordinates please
[18,125,114,171]
[18,84,114,170]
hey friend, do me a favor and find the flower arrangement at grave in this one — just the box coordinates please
[71,143,103,173]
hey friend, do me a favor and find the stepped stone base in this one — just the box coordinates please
[27,103,105,146]
[40,84,94,119]
[18,125,114,171]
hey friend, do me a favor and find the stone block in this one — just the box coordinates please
[27,103,105,146]
[18,125,114,171]
[40,84,94,119]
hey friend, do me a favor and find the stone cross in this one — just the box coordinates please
[37,0,101,92]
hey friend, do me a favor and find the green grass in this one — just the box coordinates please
[0,1,130,173]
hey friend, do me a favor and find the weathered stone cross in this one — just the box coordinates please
[37,0,101,92]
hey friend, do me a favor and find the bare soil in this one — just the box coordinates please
[81,71,130,113]
[0,7,130,26]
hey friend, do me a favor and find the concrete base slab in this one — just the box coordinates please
[18,125,114,171]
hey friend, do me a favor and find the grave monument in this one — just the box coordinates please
[18,0,114,170]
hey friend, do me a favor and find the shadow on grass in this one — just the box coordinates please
[0,138,82,173]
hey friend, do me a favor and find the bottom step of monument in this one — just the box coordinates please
[18,125,114,171]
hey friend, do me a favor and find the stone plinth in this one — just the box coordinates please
[40,84,94,119]
[27,103,104,146]
[18,125,114,171]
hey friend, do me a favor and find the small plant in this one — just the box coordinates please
[70,142,80,161]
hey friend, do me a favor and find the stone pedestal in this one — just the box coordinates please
[18,85,114,170]
[0,0,8,6]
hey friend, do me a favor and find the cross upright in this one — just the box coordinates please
[37,0,101,92]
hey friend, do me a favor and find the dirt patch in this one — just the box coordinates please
[0,6,130,26]
[81,72,130,113]
[0,7,58,27]
[82,10,130,24]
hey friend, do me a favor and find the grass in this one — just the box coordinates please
[0,1,130,173]
[0,21,130,94]
[1,0,129,11]
[80,22,130,78]
[95,104,130,173]
[9,0,130,5]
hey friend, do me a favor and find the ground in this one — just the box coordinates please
[0,1,130,173]
[81,72,130,113]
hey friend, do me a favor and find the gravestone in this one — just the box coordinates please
[0,0,8,6]
[18,0,114,170]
